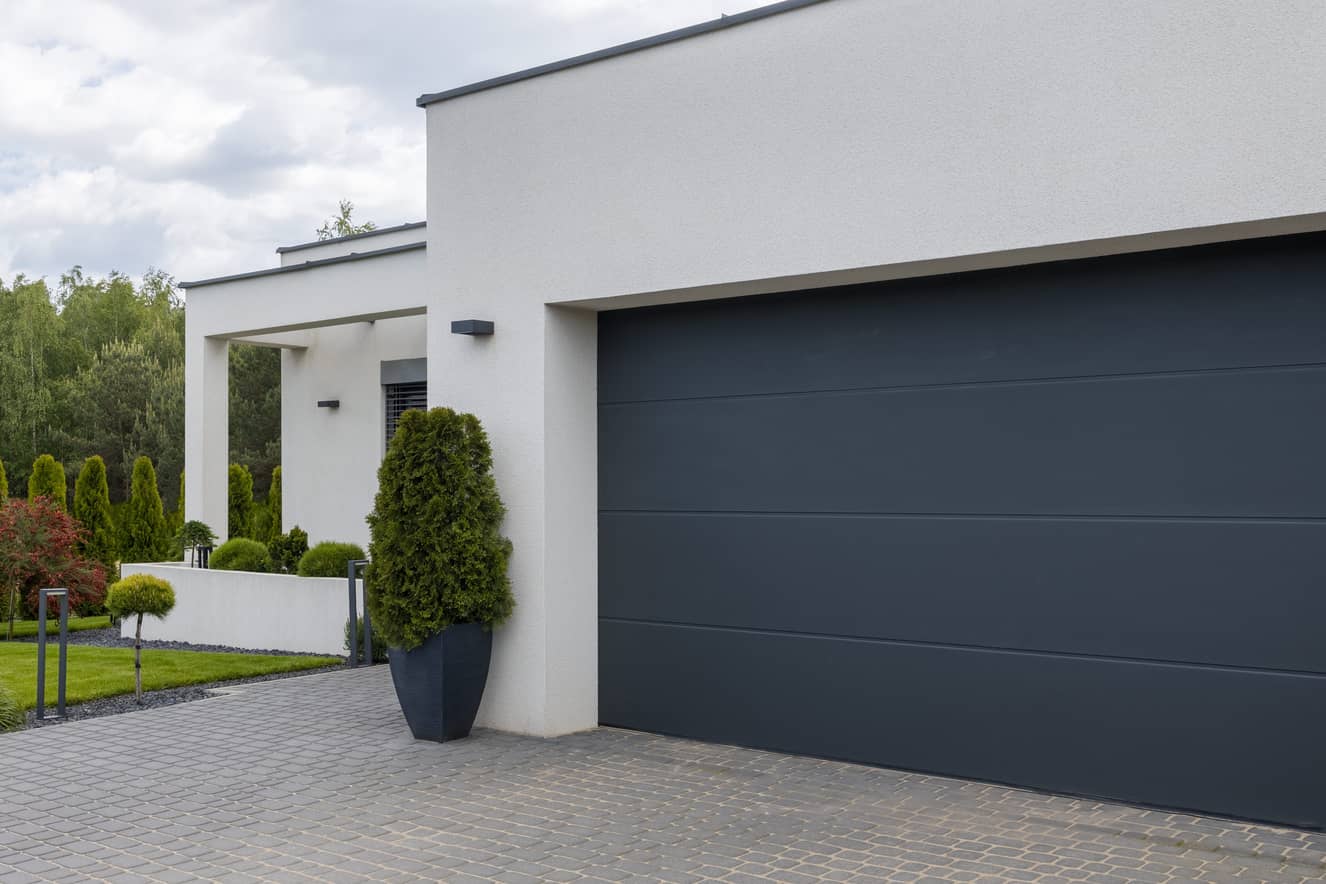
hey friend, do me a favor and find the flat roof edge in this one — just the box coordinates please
[181,241,426,290]
[416,0,833,108]
[276,220,426,254]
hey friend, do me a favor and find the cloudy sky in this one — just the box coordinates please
[0,0,753,286]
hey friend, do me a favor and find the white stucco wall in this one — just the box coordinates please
[423,0,1326,735]
[281,315,427,548]
[184,245,427,542]
[120,563,364,656]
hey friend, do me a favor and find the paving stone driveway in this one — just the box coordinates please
[1,666,1323,883]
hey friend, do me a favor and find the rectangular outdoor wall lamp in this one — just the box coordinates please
[451,320,494,336]
[317,399,340,409]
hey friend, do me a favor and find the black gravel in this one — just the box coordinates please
[17,626,336,657]
[22,664,346,728]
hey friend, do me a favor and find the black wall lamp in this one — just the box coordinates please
[451,320,494,336]
[317,399,340,409]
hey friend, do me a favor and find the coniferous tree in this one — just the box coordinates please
[266,466,282,541]
[27,454,67,511]
[228,463,254,540]
[73,455,117,572]
[0,456,8,500]
[120,456,170,563]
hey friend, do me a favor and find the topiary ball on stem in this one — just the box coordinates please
[105,574,176,704]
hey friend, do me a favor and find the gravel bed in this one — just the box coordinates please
[16,626,335,657]
[23,664,347,728]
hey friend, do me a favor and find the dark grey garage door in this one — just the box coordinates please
[598,232,1326,829]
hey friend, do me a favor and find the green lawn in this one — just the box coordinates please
[3,615,112,639]
[0,643,340,711]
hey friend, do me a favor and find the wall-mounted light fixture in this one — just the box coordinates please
[317,399,341,409]
[451,320,495,336]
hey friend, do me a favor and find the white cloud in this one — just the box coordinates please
[0,0,761,284]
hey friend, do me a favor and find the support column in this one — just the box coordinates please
[185,332,229,541]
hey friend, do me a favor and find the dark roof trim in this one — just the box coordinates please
[416,0,833,108]
[181,242,426,290]
[276,220,426,254]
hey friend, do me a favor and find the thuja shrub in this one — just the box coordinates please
[268,526,309,574]
[0,456,8,500]
[120,457,171,563]
[73,455,117,573]
[27,454,67,510]
[228,464,254,540]
[297,541,365,578]
[366,407,514,651]
[209,538,271,573]
[105,574,176,704]
[266,466,282,542]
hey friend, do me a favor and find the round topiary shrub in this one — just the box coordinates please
[366,407,514,651]
[0,683,22,732]
[297,541,366,578]
[105,573,176,704]
[209,538,272,573]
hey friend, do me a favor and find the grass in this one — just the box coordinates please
[0,643,340,711]
[3,615,112,639]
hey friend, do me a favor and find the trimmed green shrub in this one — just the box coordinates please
[266,466,282,541]
[209,537,271,572]
[27,454,67,511]
[168,470,185,539]
[119,456,171,563]
[0,456,8,500]
[228,463,254,539]
[0,683,21,732]
[297,541,365,578]
[366,407,514,651]
[105,574,176,704]
[73,455,117,573]
[344,617,388,663]
[269,526,309,574]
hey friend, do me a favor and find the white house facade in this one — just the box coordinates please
[182,0,1326,828]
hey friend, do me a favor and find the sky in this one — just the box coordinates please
[0,0,753,286]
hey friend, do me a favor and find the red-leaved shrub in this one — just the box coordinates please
[0,498,107,621]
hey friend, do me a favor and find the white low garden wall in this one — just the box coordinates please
[119,563,364,656]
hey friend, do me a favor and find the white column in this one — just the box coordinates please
[185,332,229,541]
[427,294,600,737]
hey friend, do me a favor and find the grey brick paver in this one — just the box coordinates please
[2,666,1323,882]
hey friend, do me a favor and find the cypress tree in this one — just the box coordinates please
[73,455,117,572]
[228,463,254,540]
[120,456,171,563]
[0,456,7,501]
[27,454,67,511]
[267,466,282,540]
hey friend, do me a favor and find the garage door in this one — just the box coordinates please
[598,232,1326,828]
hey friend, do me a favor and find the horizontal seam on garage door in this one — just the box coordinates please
[597,360,1326,407]
[598,509,1326,523]
[599,617,1326,680]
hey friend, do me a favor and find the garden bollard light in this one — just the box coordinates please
[35,588,69,721]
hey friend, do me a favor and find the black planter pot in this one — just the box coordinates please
[387,622,492,742]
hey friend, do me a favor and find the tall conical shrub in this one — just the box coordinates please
[0,457,8,500]
[366,408,514,650]
[228,464,254,540]
[120,456,171,563]
[27,454,67,511]
[266,466,282,541]
[73,455,117,572]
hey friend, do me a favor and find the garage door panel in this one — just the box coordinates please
[600,366,1326,517]
[600,620,1326,828]
[600,513,1326,673]
[600,237,1326,404]
[599,232,1326,828]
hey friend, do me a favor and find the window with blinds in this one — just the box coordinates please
[384,381,427,446]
